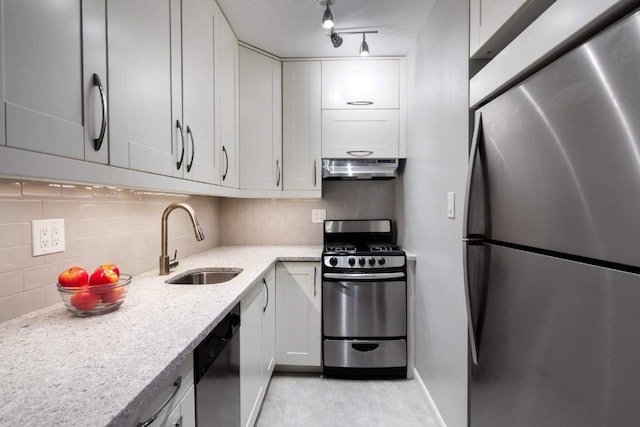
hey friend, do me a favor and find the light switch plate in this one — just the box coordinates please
[32,219,65,256]
[447,192,455,219]
[311,209,326,223]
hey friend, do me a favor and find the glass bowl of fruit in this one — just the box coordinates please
[57,264,131,317]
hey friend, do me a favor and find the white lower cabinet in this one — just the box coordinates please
[129,355,195,427]
[241,267,276,427]
[275,262,321,367]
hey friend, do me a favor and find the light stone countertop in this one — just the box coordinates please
[0,245,321,427]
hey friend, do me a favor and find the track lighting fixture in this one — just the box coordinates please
[330,30,343,48]
[319,0,336,29]
[359,33,369,56]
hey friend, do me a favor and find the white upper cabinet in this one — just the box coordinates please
[322,110,399,159]
[1,0,108,163]
[282,61,321,191]
[215,5,240,188]
[108,0,174,176]
[180,0,218,184]
[239,46,282,191]
[322,60,399,109]
[470,0,556,59]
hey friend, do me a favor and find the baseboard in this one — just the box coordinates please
[413,368,447,427]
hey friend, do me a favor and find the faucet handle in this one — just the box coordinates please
[169,249,179,270]
[172,249,178,261]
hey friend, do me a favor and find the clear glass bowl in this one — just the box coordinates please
[57,274,131,317]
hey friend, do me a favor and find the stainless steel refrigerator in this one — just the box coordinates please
[464,8,640,427]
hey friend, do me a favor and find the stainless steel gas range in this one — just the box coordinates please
[322,219,407,378]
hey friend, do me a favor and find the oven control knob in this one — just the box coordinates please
[368,257,376,266]
[358,257,366,266]
[348,257,356,267]
[329,257,338,267]
[378,257,386,266]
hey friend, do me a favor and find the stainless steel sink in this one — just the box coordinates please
[166,267,243,285]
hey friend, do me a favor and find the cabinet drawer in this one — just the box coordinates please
[321,110,399,158]
[322,60,399,109]
[323,339,406,368]
[128,355,194,427]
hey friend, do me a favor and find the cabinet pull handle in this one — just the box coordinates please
[176,120,185,170]
[346,150,374,157]
[137,376,182,427]
[222,146,229,181]
[275,160,281,187]
[346,101,374,106]
[92,73,107,151]
[186,126,195,173]
[352,343,379,352]
[313,266,317,297]
[312,159,317,187]
[262,278,269,312]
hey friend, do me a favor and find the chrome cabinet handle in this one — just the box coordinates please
[463,241,480,366]
[312,159,317,187]
[92,73,107,151]
[176,120,185,170]
[222,146,229,181]
[275,160,281,187]
[346,150,374,157]
[313,266,317,297]
[186,126,195,173]
[323,272,405,280]
[137,376,182,427]
[346,101,374,106]
[463,112,482,236]
[262,278,269,312]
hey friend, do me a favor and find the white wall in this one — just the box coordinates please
[396,0,469,425]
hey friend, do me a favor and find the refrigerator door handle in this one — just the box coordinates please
[463,111,482,236]
[464,240,480,366]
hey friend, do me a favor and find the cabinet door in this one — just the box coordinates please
[182,0,217,184]
[240,284,263,427]
[262,267,276,385]
[108,0,174,176]
[322,110,399,159]
[322,60,399,109]
[177,385,196,427]
[239,47,283,190]
[215,6,240,188]
[283,62,321,191]
[1,0,108,163]
[275,262,322,366]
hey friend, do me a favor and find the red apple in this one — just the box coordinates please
[101,286,125,304]
[58,267,89,288]
[99,263,120,277]
[89,267,119,286]
[70,286,101,311]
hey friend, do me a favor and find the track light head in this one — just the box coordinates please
[359,33,369,56]
[330,30,343,48]
[322,3,334,29]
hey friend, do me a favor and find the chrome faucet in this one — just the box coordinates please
[159,202,205,275]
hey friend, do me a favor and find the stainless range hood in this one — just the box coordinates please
[322,159,399,180]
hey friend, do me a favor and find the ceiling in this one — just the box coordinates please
[216,0,436,59]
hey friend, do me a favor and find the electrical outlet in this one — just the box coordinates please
[311,209,326,223]
[32,219,65,256]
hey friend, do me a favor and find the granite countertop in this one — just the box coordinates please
[0,245,321,427]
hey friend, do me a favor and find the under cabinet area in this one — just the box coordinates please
[0,0,108,163]
[239,46,283,191]
[275,262,322,367]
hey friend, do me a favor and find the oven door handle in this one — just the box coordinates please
[323,272,405,280]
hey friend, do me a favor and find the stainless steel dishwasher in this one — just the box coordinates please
[194,303,241,426]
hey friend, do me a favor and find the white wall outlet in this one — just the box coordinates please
[311,209,327,223]
[447,192,455,219]
[32,219,65,256]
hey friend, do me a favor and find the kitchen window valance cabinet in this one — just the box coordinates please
[108,0,217,184]
[322,60,399,109]
[239,46,283,191]
[0,0,108,163]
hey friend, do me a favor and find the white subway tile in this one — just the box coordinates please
[23,262,66,290]
[0,288,45,323]
[0,223,24,249]
[0,179,21,198]
[0,245,43,274]
[61,184,94,199]
[0,200,43,223]
[21,181,62,199]
[0,271,24,298]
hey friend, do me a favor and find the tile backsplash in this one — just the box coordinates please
[0,178,220,322]
[219,180,396,245]
[0,178,395,322]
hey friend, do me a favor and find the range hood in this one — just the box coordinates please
[322,159,399,180]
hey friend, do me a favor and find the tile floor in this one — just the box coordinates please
[256,373,437,427]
